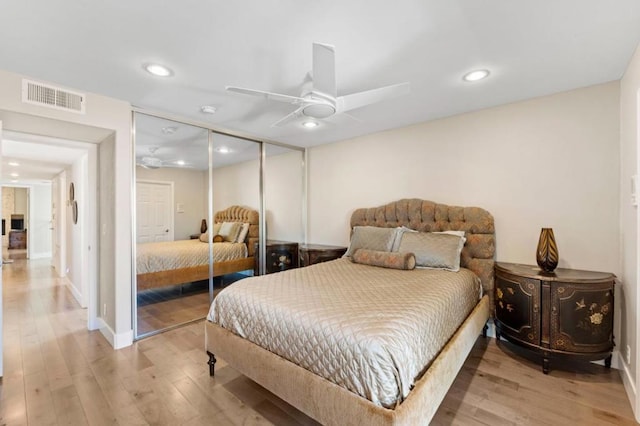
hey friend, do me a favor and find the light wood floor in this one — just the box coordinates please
[1,258,637,425]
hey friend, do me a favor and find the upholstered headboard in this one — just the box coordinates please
[350,199,495,304]
[214,205,259,256]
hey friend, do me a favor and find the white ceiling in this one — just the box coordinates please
[0,1,639,152]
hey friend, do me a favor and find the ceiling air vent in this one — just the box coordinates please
[22,79,86,114]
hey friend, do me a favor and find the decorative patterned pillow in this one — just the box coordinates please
[344,226,399,257]
[397,231,465,271]
[352,249,416,270]
[219,222,242,242]
[236,223,250,243]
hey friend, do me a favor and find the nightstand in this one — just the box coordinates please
[299,243,347,267]
[254,240,299,275]
[494,262,615,374]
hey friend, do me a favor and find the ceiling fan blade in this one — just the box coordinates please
[226,86,305,104]
[336,82,410,113]
[271,107,305,127]
[312,43,337,97]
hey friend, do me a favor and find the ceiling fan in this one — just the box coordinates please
[226,42,410,127]
[137,147,190,169]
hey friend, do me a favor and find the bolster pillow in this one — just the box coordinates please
[352,249,416,270]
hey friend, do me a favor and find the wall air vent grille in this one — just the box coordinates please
[22,79,86,114]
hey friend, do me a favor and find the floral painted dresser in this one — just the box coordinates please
[494,262,615,374]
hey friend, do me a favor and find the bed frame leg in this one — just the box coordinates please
[207,351,217,376]
[482,323,488,338]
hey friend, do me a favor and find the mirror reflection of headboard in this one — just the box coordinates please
[214,205,259,256]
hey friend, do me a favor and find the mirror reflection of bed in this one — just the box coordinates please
[133,113,262,337]
[135,205,259,335]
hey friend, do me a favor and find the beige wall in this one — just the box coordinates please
[212,160,260,215]
[620,41,640,416]
[136,166,207,240]
[212,149,305,242]
[308,82,620,274]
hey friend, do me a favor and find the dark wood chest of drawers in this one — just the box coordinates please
[494,262,615,373]
[254,240,299,275]
[298,243,347,267]
[9,230,27,249]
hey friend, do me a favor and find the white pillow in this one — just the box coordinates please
[219,222,242,242]
[235,223,250,243]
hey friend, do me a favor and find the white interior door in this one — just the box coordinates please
[136,181,173,243]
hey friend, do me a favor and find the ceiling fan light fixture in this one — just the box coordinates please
[463,69,490,82]
[302,120,319,129]
[140,156,162,169]
[302,103,335,119]
[143,63,173,77]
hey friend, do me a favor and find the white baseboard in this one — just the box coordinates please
[99,320,133,350]
[63,277,86,308]
[620,357,638,421]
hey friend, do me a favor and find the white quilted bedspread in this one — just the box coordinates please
[207,257,481,408]
[137,240,247,274]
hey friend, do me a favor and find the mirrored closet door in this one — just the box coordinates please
[133,111,306,339]
[134,113,213,337]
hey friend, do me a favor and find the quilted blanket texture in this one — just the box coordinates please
[208,257,481,407]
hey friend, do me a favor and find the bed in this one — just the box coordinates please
[136,205,259,292]
[204,199,495,425]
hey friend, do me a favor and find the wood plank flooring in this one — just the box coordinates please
[136,273,249,335]
[1,257,637,425]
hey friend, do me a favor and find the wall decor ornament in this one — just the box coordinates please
[72,201,78,225]
[69,182,75,204]
[536,227,558,273]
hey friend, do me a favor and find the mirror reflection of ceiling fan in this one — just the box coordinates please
[137,147,191,169]
[226,42,410,127]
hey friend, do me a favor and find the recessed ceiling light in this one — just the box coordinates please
[175,160,186,166]
[8,161,19,166]
[201,105,217,114]
[161,126,178,134]
[463,69,490,82]
[215,146,231,154]
[10,172,19,177]
[143,63,173,77]
[302,120,319,129]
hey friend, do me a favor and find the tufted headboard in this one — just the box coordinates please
[214,205,259,256]
[350,199,495,305]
